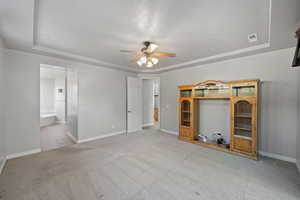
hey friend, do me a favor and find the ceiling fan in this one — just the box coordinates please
[120,41,176,68]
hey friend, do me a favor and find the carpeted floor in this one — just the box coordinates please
[40,123,75,151]
[0,128,299,200]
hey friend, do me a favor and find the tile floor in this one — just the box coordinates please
[0,129,299,200]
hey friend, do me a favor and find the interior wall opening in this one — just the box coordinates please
[198,99,230,145]
[40,64,75,151]
[141,77,160,130]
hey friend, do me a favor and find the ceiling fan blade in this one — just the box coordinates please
[153,52,176,57]
[120,50,140,54]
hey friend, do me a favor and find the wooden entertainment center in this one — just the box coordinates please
[178,79,259,160]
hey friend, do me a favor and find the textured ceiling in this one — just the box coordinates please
[0,0,299,72]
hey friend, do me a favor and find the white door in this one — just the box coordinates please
[127,77,142,133]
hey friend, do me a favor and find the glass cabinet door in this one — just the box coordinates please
[233,100,253,138]
[181,100,191,127]
[231,98,256,155]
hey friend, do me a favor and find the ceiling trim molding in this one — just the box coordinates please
[141,42,270,73]
[32,0,39,46]
[3,47,139,74]
[32,0,138,73]
[142,0,273,73]
[31,0,272,73]
[268,0,272,44]
[32,45,139,72]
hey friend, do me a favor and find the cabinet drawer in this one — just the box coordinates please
[233,137,252,153]
[180,127,193,138]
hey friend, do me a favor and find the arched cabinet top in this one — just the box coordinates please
[194,80,230,89]
[178,79,259,99]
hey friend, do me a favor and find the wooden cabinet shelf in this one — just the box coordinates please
[235,113,252,118]
[180,90,192,97]
[194,96,230,100]
[235,127,251,131]
[182,110,190,113]
[232,85,256,97]
[234,135,252,140]
[178,79,259,160]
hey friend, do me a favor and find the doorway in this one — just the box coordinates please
[126,77,142,133]
[126,76,160,133]
[39,64,78,151]
[141,77,160,130]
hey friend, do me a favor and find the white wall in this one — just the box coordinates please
[77,65,133,141]
[160,48,298,159]
[198,100,230,143]
[40,78,55,114]
[0,38,6,170]
[142,79,154,126]
[3,49,135,155]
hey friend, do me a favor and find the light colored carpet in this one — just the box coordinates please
[0,129,299,200]
[40,123,74,151]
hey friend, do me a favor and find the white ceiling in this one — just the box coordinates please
[0,0,299,73]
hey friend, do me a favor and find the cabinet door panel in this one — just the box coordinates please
[180,127,193,138]
[233,138,252,153]
[231,97,257,156]
[179,98,195,140]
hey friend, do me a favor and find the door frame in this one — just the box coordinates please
[126,76,143,134]
[39,64,79,150]
[138,75,161,129]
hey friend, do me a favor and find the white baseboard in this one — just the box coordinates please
[0,157,7,174]
[142,123,154,128]
[160,128,179,136]
[78,130,126,144]
[66,131,78,143]
[159,129,297,164]
[7,148,42,160]
[259,151,296,163]
[127,128,143,133]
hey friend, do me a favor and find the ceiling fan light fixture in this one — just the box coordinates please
[146,61,153,68]
[151,57,159,65]
[140,56,147,64]
[148,43,158,52]
[120,41,175,67]
[137,60,143,66]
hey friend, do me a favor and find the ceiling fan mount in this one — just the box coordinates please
[141,41,152,54]
[143,41,151,47]
[120,41,176,68]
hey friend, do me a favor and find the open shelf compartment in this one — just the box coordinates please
[232,85,255,97]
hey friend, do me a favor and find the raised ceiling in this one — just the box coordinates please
[0,0,299,72]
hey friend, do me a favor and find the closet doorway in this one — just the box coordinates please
[141,77,160,130]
